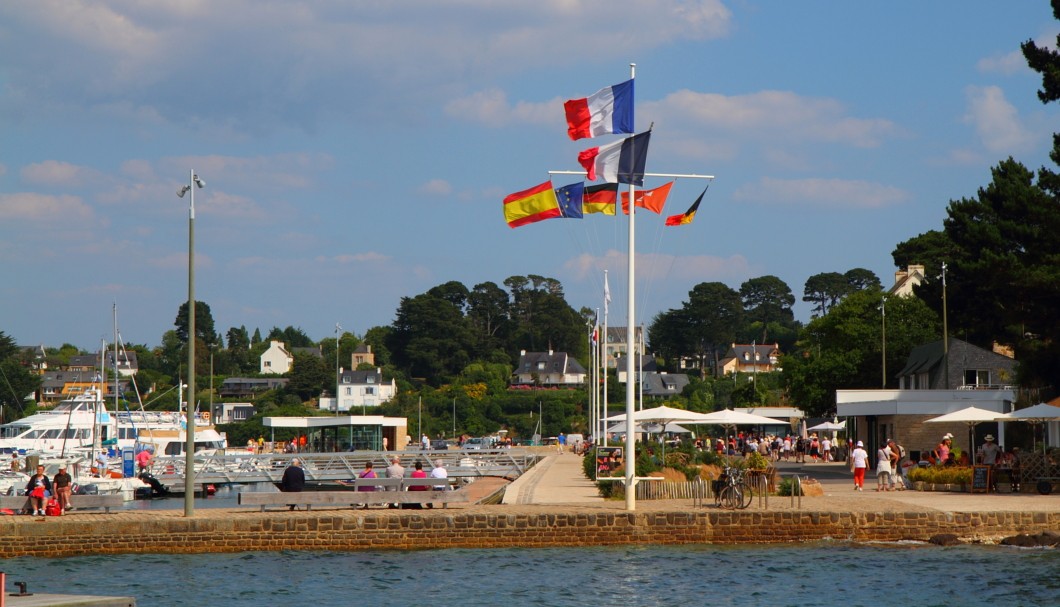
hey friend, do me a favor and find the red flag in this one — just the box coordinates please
[621,182,673,214]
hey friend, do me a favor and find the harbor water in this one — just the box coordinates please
[6,543,1058,606]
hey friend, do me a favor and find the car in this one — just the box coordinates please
[430,439,449,450]
[462,437,488,450]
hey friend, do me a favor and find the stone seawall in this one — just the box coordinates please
[4,509,1058,558]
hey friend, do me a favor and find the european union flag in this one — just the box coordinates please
[554,182,584,219]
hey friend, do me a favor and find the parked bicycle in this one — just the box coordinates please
[714,465,753,509]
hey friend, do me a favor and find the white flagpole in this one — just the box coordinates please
[602,270,610,446]
[624,62,637,512]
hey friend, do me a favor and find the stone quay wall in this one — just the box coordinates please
[3,509,1058,558]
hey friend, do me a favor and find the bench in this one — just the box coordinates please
[0,493,124,514]
[238,477,466,511]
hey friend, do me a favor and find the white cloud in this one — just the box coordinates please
[963,85,1036,153]
[643,89,898,148]
[201,191,268,220]
[732,177,909,209]
[418,179,454,196]
[21,160,103,187]
[979,31,1058,75]
[0,1,733,134]
[327,252,390,264]
[444,89,559,128]
[0,192,93,220]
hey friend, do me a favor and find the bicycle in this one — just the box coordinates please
[714,466,753,509]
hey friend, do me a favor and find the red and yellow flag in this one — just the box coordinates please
[503,180,562,228]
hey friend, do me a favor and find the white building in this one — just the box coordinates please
[320,367,397,412]
[260,340,294,375]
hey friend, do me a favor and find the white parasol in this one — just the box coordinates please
[924,406,1002,457]
[997,403,1060,456]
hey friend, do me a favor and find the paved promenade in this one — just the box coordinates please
[505,450,1060,515]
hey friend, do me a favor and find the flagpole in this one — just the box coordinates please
[594,309,601,446]
[624,62,637,512]
[603,270,610,447]
[549,171,715,180]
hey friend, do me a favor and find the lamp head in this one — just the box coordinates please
[177,185,191,198]
[194,176,205,188]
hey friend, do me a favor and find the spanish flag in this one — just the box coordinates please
[665,186,708,226]
[583,183,618,215]
[503,180,562,228]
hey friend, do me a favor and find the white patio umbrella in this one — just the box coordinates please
[699,409,787,441]
[607,421,692,435]
[604,405,715,462]
[924,406,1002,457]
[998,403,1060,456]
[604,405,715,424]
[807,421,846,432]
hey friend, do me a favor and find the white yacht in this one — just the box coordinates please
[0,388,227,458]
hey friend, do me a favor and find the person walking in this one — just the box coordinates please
[850,441,869,491]
[876,441,893,491]
[888,439,905,491]
[279,458,306,510]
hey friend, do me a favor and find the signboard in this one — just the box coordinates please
[971,465,991,493]
[595,446,624,479]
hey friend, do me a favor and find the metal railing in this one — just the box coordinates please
[145,448,542,488]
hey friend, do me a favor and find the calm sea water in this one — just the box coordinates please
[6,543,1057,607]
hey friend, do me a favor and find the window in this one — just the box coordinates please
[367,376,375,384]
[537,362,546,370]
[264,361,272,368]
[964,369,990,387]
[364,387,375,395]
[345,387,352,396]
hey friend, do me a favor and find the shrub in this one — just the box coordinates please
[777,476,804,496]
[907,465,972,485]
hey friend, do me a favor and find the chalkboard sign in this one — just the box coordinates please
[971,465,991,493]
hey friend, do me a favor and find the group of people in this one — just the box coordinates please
[694,432,838,464]
[279,455,449,510]
[848,438,908,492]
[928,433,1020,492]
[24,463,73,516]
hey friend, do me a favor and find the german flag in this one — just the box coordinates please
[665,186,708,226]
[583,183,618,215]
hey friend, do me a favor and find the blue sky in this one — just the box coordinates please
[1,1,1058,351]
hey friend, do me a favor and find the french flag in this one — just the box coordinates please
[564,79,634,141]
[577,131,651,185]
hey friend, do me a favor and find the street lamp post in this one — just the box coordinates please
[177,169,205,517]
[335,323,342,415]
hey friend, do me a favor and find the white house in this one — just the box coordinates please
[512,350,587,387]
[320,367,397,412]
[260,340,294,375]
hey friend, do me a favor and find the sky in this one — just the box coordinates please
[1,1,1058,352]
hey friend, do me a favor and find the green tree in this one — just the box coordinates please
[784,288,939,416]
[285,351,329,401]
[266,326,313,348]
[388,289,474,384]
[0,331,40,419]
[174,301,219,348]
[739,275,798,348]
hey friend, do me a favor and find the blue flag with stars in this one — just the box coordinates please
[554,182,584,219]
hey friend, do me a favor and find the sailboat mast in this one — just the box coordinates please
[113,303,119,415]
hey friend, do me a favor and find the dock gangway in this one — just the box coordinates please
[145,448,541,490]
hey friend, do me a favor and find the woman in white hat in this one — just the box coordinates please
[850,440,869,491]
